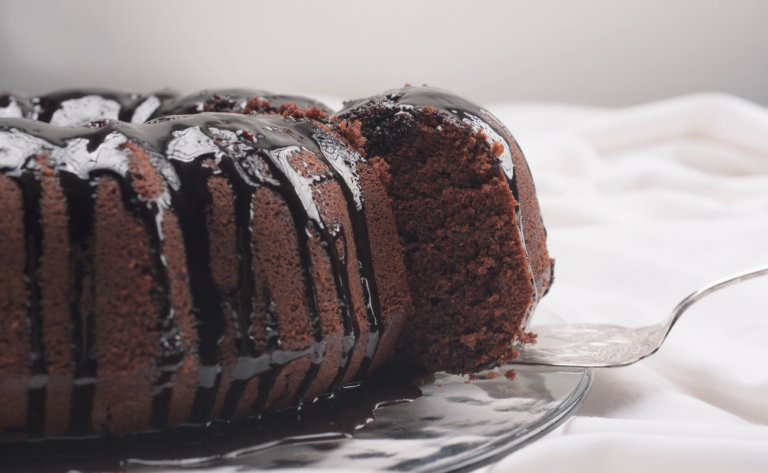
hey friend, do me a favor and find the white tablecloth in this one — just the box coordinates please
[474,94,768,472]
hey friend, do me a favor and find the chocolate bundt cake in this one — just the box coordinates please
[338,86,553,374]
[0,85,553,442]
[0,111,411,439]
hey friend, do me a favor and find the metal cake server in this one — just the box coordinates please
[510,264,768,368]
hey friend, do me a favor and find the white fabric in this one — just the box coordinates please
[476,94,768,472]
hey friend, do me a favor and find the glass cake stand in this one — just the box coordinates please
[130,365,593,473]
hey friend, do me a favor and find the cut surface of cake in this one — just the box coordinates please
[0,111,411,439]
[338,86,553,374]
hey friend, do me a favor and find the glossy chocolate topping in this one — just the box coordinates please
[0,88,177,126]
[149,88,334,118]
[0,88,333,127]
[0,111,386,436]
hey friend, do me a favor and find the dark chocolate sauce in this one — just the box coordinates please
[0,369,422,473]
[149,89,333,119]
[0,89,177,126]
[0,108,385,437]
[339,86,552,328]
[60,169,98,433]
[0,88,332,128]
[16,170,47,435]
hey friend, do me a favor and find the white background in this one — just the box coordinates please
[1,0,767,106]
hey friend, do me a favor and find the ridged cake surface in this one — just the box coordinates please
[0,112,411,439]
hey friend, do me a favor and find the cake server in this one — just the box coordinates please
[510,264,768,368]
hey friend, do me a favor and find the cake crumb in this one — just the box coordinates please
[280,103,329,121]
[369,156,392,186]
[486,371,500,379]
[516,330,538,345]
[334,119,367,152]
[491,142,504,158]
[242,97,273,114]
[504,370,516,381]
[464,374,480,384]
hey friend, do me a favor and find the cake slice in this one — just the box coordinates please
[338,86,553,374]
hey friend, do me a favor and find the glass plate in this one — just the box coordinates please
[131,365,593,473]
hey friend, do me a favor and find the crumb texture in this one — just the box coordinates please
[348,106,535,374]
[0,175,29,436]
[92,178,158,435]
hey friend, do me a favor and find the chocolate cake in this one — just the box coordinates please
[0,85,553,442]
[338,86,553,374]
[0,111,411,439]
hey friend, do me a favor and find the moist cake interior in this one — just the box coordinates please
[361,109,535,373]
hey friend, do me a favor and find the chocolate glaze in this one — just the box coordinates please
[62,169,98,433]
[0,111,385,437]
[0,88,333,128]
[0,89,177,126]
[15,170,46,434]
[149,88,334,119]
[339,86,551,329]
[308,131,384,382]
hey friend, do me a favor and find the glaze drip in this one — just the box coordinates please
[16,170,46,434]
[311,132,385,382]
